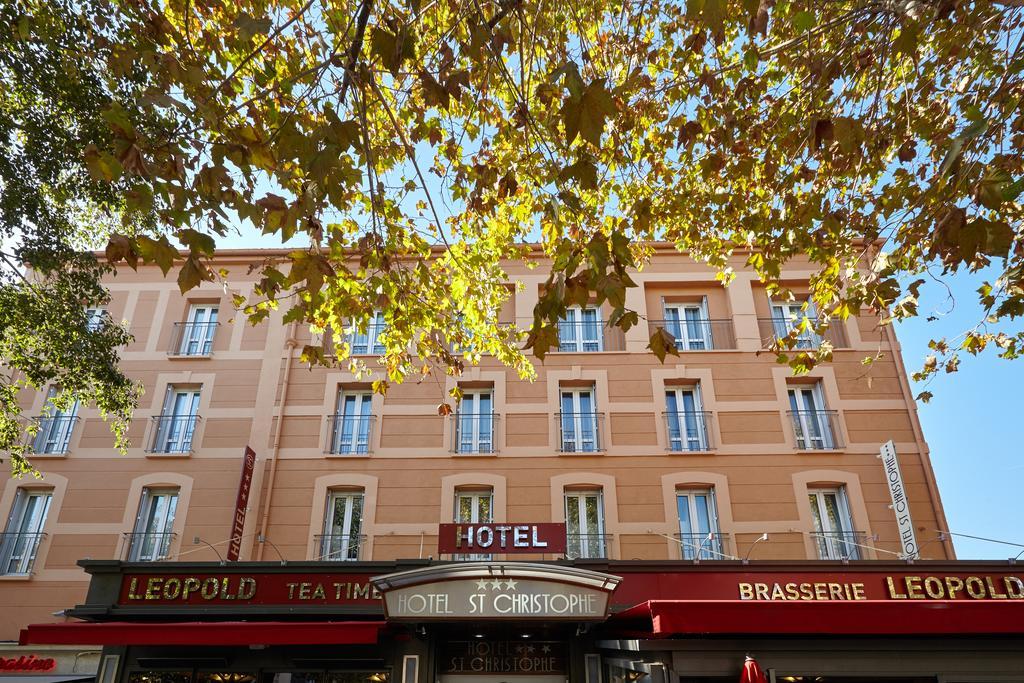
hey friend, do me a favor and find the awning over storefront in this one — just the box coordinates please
[613,599,1024,636]
[20,621,386,647]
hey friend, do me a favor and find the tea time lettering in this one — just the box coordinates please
[738,575,1024,601]
[124,576,380,602]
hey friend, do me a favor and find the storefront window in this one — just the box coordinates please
[198,674,256,683]
[264,673,389,683]
[128,673,193,683]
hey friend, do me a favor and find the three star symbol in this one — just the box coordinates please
[474,578,519,590]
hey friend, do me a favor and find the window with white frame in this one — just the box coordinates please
[177,304,218,356]
[771,299,821,348]
[85,306,107,332]
[665,385,709,451]
[564,490,605,559]
[558,306,603,352]
[559,387,599,452]
[454,488,493,560]
[808,487,859,560]
[787,383,836,449]
[151,387,201,453]
[331,391,373,454]
[321,490,364,560]
[456,391,494,453]
[664,298,711,350]
[676,488,721,559]
[0,489,52,575]
[32,386,78,454]
[128,488,178,561]
[349,311,386,355]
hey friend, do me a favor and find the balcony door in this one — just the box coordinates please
[771,300,820,348]
[787,384,834,449]
[322,491,364,560]
[676,489,720,559]
[350,311,386,355]
[559,306,602,352]
[564,491,604,559]
[180,304,218,355]
[455,489,493,560]
[664,299,710,350]
[130,488,178,562]
[457,391,493,453]
[155,388,201,453]
[0,489,52,575]
[333,392,372,454]
[808,488,859,560]
[34,386,78,454]
[665,386,707,451]
[560,388,598,452]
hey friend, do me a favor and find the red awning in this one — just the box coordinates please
[20,621,385,646]
[613,600,1024,636]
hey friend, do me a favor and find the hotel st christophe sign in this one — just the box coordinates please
[370,562,621,621]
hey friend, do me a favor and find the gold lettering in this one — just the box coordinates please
[738,583,754,600]
[986,577,1008,599]
[785,583,800,600]
[353,582,371,600]
[312,583,326,600]
[828,583,844,600]
[814,583,827,600]
[220,577,235,600]
[886,576,908,599]
[965,576,986,599]
[905,576,925,599]
[287,583,298,600]
[163,578,182,600]
[145,577,163,600]
[799,583,814,600]
[852,583,866,600]
[1004,577,1024,599]
[923,576,944,599]
[770,583,785,600]
[754,583,769,600]
[201,578,220,599]
[298,582,312,600]
[182,578,200,599]
[238,577,257,600]
[945,576,964,599]
[128,577,141,600]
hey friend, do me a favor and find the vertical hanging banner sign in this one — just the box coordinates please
[227,446,257,561]
[878,440,918,559]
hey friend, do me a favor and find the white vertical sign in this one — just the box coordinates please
[879,440,918,559]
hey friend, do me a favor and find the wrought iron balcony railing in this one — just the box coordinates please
[564,533,613,560]
[0,531,47,575]
[123,531,176,562]
[675,532,731,560]
[556,412,604,453]
[787,410,843,450]
[451,413,499,454]
[169,321,219,356]
[555,321,626,352]
[315,533,366,561]
[648,319,736,350]
[147,415,201,454]
[758,317,849,350]
[30,415,79,454]
[663,411,713,451]
[810,530,866,560]
[325,414,376,455]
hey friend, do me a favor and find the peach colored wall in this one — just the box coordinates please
[0,246,953,640]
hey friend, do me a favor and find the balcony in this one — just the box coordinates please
[557,412,604,453]
[758,317,848,349]
[675,532,731,560]
[664,411,713,451]
[315,534,366,561]
[649,319,736,350]
[788,410,843,450]
[810,530,866,560]
[123,531,176,562]
[0,531,47,575]
[556,321,625,352]
[147,415,201,454]
[326,414,376,455]
[451,413,498,454]
[565,533,612,559]
[169,321,219,357]
[29,415,79,454]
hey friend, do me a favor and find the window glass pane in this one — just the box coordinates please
[694,494,711,535]
[478,495,492,523]
[823,493,845,534]
[129,673,193,683]
[565,496,580,533]
[676,494,692,536]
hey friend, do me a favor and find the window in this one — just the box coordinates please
[32,386,78,454]
[320,491,364,560]
[128,488,178,561]
[330,391,373,454]
[350,311,386,355]
[771,300,821,348]
[176,304,218,356]
[664,299,711,350]
[559,306,603,352]
[565,490,605,559]
[559,388,600,452]
[665,386,709,451]
[808,487,860,560]
[151,387,201,453]
[676,488,721,559]
[787,384,837,449]
[0,489,52,575]
[85,306,106,332]
[455,391,494,453]
[455,489,493,560]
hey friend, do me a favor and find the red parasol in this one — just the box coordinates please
[739,655,767,683]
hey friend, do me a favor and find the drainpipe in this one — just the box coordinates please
[884,323,955,559]
[255,322,298,561]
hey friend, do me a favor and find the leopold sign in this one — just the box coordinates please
[438,523,566,554]
[371,562,620,621]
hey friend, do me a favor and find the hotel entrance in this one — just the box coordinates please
[438,677,565,683]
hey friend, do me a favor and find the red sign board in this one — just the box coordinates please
[437,523,566,554]
[226,446,257,562]
[120,572,380,606]
[0,655,56,671]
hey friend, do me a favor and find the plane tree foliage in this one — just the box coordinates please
[3,0,1024,471]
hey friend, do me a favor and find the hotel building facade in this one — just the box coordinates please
[2,247,1022,683]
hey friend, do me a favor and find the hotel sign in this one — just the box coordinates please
[879,440,919,559]
[441,640,566,675]
[371,562,620,621]
[437,523,566,554]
